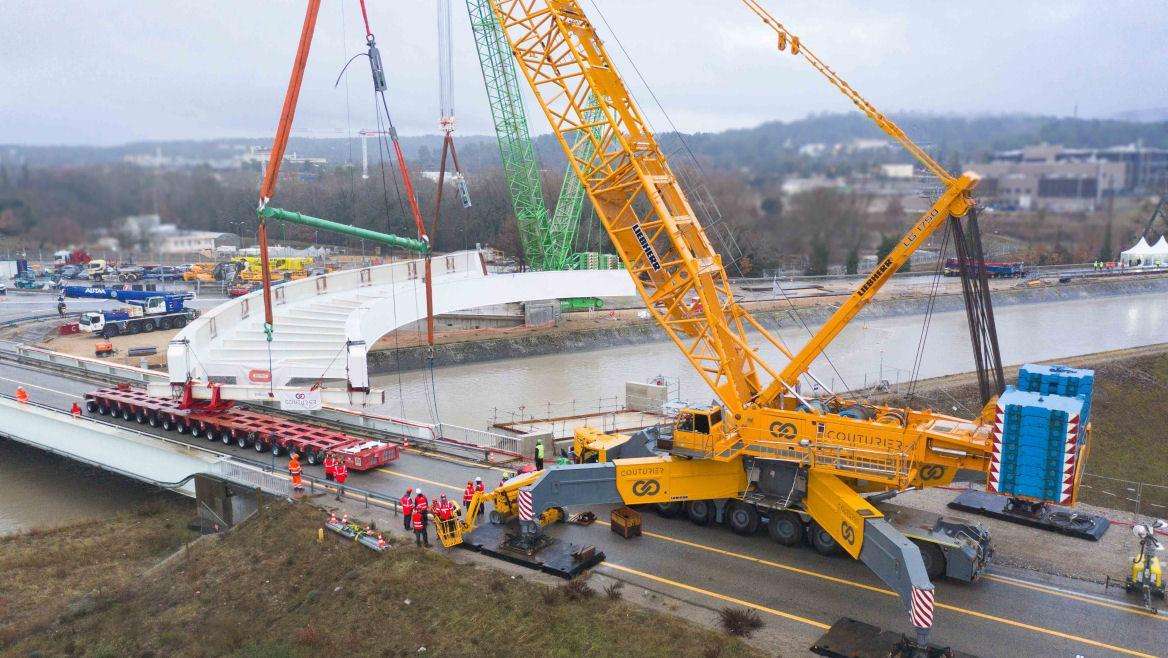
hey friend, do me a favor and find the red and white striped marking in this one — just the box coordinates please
[1060,414,1080,503]
[988,405,1004,493]
[910,587,934,629]
[517,489,534,521]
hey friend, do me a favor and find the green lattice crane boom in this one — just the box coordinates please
[465,0,590,271]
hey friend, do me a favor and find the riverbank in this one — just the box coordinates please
[369,273,1168,373]
[0,500,762,657]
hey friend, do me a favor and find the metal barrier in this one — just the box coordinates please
[0,343,533,466]
[1079,473,1168,518]
[205,460,291,497]
[436,422,530,459]
[1,342,166,385]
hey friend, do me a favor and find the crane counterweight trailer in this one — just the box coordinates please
[84,386,398,471]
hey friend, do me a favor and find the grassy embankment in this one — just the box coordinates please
[889,346,1168,510]
[1,499,761,658]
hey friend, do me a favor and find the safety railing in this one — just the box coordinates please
[205,460,292,497]
[1,342,167,384]
[436,422,530,459]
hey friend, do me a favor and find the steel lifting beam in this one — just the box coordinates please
[258,206,429,254]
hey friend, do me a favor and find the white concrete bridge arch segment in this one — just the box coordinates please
[166,250,635,393]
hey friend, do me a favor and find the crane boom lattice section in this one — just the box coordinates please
[490,0,796,410]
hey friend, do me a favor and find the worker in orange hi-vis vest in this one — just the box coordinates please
[14,386,28,404]
[288,453,304,493]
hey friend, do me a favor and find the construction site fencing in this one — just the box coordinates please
[1078,473,1168,520]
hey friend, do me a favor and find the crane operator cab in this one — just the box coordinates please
[670,406,726,456]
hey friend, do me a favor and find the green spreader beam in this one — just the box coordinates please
[466,0,591,271]
[259,205,429,254]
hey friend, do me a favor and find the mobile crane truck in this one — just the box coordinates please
[64,286,198,337]
[428,1,1099,654]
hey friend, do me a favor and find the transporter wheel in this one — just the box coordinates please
[809,522,842,556]
[728,502,760,535]
[148,413,159,427]
[85,400,98,413]
[142,320,156,333]
[254,438,268,453]
[913,540,946,580]
[306,450,321,466]
[207,427,220,441]
[135,410,147,424]
[158,318,172,330]
[654,502,684,518]
[189,423,202,437]
[97,403,110,416]
[176,421,189,434]
[120,407,133,421]
[161,417,174,431]
[686,500,714,526]
[126,323,139,335]
[766,511,804,547]
[221,430,232,445]
[237,433,252,450]
[174,317,187,328]
[271,442,283,457]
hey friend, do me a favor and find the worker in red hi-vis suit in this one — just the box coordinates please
[70,402,82,418]
[333,459,348,501]
[412,507,429,547]
[322,453,336,481]
[400,487,414,531]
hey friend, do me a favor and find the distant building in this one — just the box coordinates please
[781,176,846,196]
[159,231,240,255]
[879,164,914,179]
[983,142,1168,196]
[972,144,1132,212]
[238,146,327,169]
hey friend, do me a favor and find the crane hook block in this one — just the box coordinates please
[367,43,388,92]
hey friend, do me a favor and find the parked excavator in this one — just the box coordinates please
[433,1,1096,654]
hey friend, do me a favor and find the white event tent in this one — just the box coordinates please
[1120,236,1168,266]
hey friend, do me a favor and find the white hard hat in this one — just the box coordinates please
[415,489,422,496]
[474,476,482,482]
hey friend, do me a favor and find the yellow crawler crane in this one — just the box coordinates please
[453,0,1055,650]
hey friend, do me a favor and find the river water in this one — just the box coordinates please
[369,292,1168,427]
[0,439,166,535]
[2,292,1165,534]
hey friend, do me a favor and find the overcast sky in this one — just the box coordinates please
[1,1,1165,146]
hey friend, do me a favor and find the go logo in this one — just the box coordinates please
[840,520,856,546]
[769,421,797,440]
[631,479,661,497]
[919,465,945,482]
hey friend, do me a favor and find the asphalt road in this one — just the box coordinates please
[0,360,1164,657]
